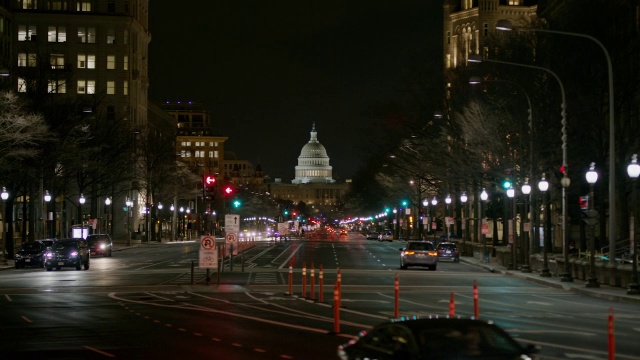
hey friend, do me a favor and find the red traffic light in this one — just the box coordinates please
[223,186,234,196]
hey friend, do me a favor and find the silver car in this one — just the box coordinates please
[378,230,393,242]
[400,241,437,270]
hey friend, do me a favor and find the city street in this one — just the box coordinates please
[0,234,639,359]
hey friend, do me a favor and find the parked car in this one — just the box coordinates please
[378,230,393,242]
[14,241,47,268]
[87,234,113,257]
[436,242,460,262]
[365,231,379,240]
[36,238,56,250]
[400,241,437,270]
[45,238,90,271]
[337,317,539,360]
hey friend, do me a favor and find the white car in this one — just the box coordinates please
[378,230,393,242]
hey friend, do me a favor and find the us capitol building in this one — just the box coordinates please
[268,123,350,216]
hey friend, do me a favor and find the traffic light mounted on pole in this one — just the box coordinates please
[203,175,216,201]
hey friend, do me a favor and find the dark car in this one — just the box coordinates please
[14,241,47,268]
[400,241,438,270]
[437,242,460,262]
[87,234,113,257]
[37,238,56,249]
[45,238,90,271]
[338,317,539,360]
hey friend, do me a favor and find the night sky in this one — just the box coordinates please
[148,1,443,180]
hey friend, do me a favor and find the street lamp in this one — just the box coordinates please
[179,206,184,240]
[585,163,600,288]
[1,187,8,265]
[506,185,516,270]
[422,198,429,239]
[43,191,52,238]
[497,19,617,264]
[104,197,111,235]
[460,192,468,254]
[78,194,86,227]
[521,181,532,273]
[126,198,133,246]
[538,174,551,277]
[445,194,452,241]
[627,154,640,294]
[480,188,489,263]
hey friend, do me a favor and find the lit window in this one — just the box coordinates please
[77,1,91,11]
[47,26,66,42]
[86,80,95,94]
[21,0,37,9]
[123,55,129,70]
[123,29,128,44]
[107,28,115,44]
[18,78,27,93]
[77,80,86,94]
[77,27,95,43]
[50,54,64,69]
[106,55,115,69]
[48,79,66,93]
[87,55,95,69]
[18,25,37,41]
[77,54,94,69]
[106,81,115,95]
[47,1,67,10]
[195,151,204,158]
[123,80,128,95]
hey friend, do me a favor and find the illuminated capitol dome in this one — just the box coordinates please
[292,122,335,184]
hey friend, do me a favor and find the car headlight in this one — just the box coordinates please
[99,244,106,249]
[45,251,53,258]
[14,254,22,259]
[70,251,78,257]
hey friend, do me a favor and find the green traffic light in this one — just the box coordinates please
[233,200,241,208]
[401,200,408,206]
[502,180,512,189]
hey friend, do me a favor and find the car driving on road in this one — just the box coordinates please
[436,242,460,262]
[400,241,437,270]
[378,230,393,242]
[87,234,113,257]
[14,241,47,268]
[45,238,90,271]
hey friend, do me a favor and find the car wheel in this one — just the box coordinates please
[14,263,19,269]
[40,260,45,268]
[75,260,82,270]
[430,265,437,271]
[55,266,61,270]
[46,267,52,271]
[84,258,90,270]
[108,249,112,257]
[400,263,407,270]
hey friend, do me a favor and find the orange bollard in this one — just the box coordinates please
[319,265,324,303]
[608,307,615,360]
[337,267,342,308]
[333,282,340,333]
[473,280,479,318]
[449,292,455,317]
[394,273,399,318]
[302,262,307,298]
[310,263,315,300]
[288,261,293,296]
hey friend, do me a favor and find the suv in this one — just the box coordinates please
[400,241,437,270]
[436,242,460,262]
[14,241,47,268]
[378,230,393,242]
[45,238,90,271]
[87,234,113,257]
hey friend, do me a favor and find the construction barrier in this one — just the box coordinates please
[319,265,324,303]
[608,307,615,360]
[394,273,399,318]
[450,292,455,317]
[473,280,479,318]
[288,261,293,295]
[310,263,315,300]
[333,281,340,333]
[302,262,307,298]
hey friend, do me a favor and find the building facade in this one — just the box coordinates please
[443,0,538,69]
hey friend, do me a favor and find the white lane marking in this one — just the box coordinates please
[21,315,32,323]
[83,345,116,358]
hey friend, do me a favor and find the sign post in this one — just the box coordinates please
[225,214,240,269]
[199,235,217,284]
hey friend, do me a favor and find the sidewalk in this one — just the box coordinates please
[460,255,640,305]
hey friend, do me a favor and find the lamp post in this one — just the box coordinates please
[157,202,163,242]
[104,197,111,236]
[521,181,532,273]
[506,185,516,270]
[460,192,468,255]
[170,204,175,241]
[445,194,452,242]
[497,19,616,267]
[627,154,640,294]
[431,197,438,240]
[78,194,86,228]
[480,188,489,263]
[126,198,133,246]
[393,208,398,240]
[1,187,8,264]
[538,174,551,277]
[585,163,600,288]
[423,198,429,240]
[43,190,51,238]
[179,206,185,240]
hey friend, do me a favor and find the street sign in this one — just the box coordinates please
[199,235,217,269]
[225,214,240,233]
[225,232,237,244]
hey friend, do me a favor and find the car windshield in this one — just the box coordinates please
[407,242,434,251]
[21,243,41,251]
[438,244,457,250]
[417,325,523,358]
[52,241,77,250]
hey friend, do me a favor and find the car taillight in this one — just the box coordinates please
[437,249,444,254]
[404,251,415,255]
[428,251,437,256]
